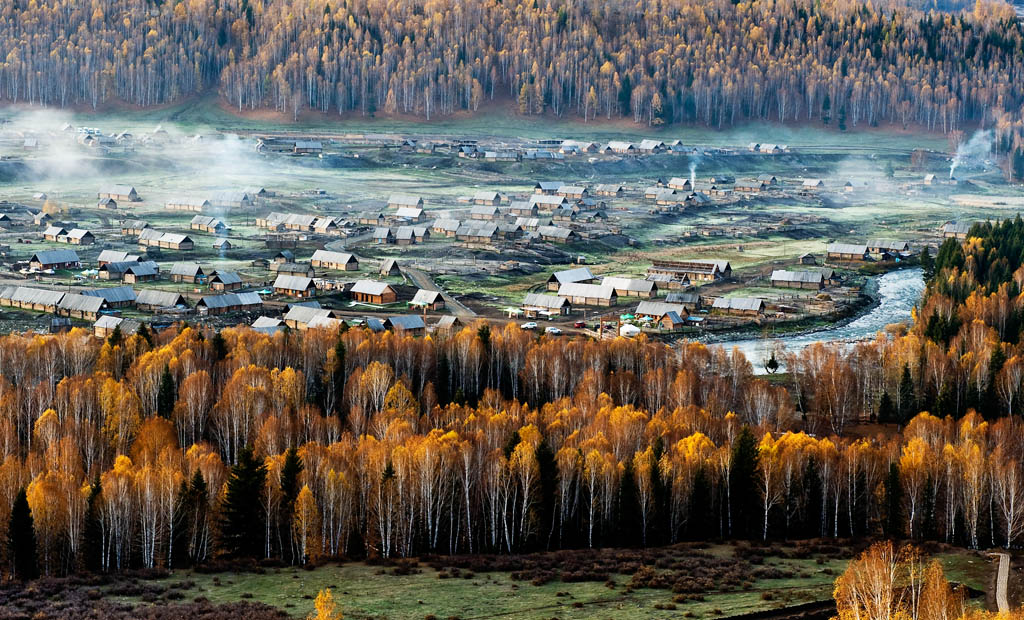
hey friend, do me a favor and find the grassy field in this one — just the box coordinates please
[97,544,991,620]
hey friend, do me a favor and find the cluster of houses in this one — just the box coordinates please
[825,239,913,262]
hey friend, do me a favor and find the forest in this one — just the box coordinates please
[0,218,1022,578]
[3,0,1024,143]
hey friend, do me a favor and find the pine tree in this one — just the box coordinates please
[898,365,916,423]
[7,488,38,580]
[688,465,713,540]
[185,470,210,565]
[616,459,640,547]
[920,246,934,280]
[220,447,267,558]
[729,426,760,539]
[280,447,304,563]
[884,463,903,539]
[80,477,102,573]
[877,390,895,424]
[157,364,176,418]
[136,323,152,346]
[211,332,228,361]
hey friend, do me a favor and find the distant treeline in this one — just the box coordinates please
[4,0,1024,140]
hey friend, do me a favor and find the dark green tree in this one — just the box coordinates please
[80,476,102,573]
[219,447,267,558]
[884,463,903,539]
[279,446,304,563]
[877,390,896,424]
[7,488,37,580]
[157,364,176,418]
[920,246,934,280]
[729,426,760,539]
[897,364,916,423]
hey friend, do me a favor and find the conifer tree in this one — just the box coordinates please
[220,447,267,558]
[7,488,38,580]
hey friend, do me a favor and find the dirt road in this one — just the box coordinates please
[993,552,1010,613]
[402,265,477,317]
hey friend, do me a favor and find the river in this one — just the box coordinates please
[717,268,925,373]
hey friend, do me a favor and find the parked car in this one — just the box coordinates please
[573,320,586,328]
[521,321,538,330]
[545,326,563,335]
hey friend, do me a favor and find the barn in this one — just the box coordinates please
[349,281,397,304]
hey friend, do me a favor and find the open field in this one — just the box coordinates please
[72,543,990,620]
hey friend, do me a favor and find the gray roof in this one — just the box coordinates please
[199,292,262,309]
[529,195,568,207]
[97,250,135,263]
[101,184,136,196]
[712,297,765,311]
[373,227,393,238]
[364,317,386,332]
[536,226,574,240]
[435,316,460,329]
[211,271,242,285]
[826,243,868,255]
[457,223,498,237]
[32,249,79,265]
[535,181,564,191]
[170,262,204,277]
[58,293,105,313]
[135,289,188,308]
[557,282,616,299]
[191,215,227,228]
[470,205,500,216]
[387,315,426,330]
[284,305,334,324]
[771,270,824,284]
[252,316,284,329]
[274,274,315,291]
[602,276,656,293]
[10,287,64,306]
[126,262,159,277]
[866,239,910,251]
[523,293,570,309]
[100,261,139,275]
[664,292,701,305]
[311,249,356,265]
[550,267,595,284]
[636,301,690,317]
[473,190,500,201]
[388,194,422,207]
[411,289,442,305]
[83,286,136,304]
[432,218,461,232]
[943,221,972,235]
[350,280,393,296]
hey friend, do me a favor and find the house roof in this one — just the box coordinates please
[135,289,187,308]
[712,297,765,311]
[284,305,334,324]
[523,293,570,309]
[528,194,568,207]
[350,280,394,296]
[549,267,595,284]
[120,219,149,230]
[535,181,564,191]
[191,215,227,228]
[536,226,574,240]
[635,300,690,317]
[43,226,67,236]
[252,316,284,329]
[274,274,315,291]
[664,292,701,305]
[771,270,824,284]
[435,315,460,329]
[388,194,422,207]
[311,249,355,265]
[170,262,204,277]
[373,227,393,238]
[10,287,64,306]
[602,276,656,293]
[432,218,461,232]
[169,197,211,208]
[558,185,587,194]
[557,282,616,299]
[826,243,868,255]
[411,289,442,305]
[97,250,136,263]
[211,271,242,285]
[126,262,159,277]
[58,293,105,313]
[943,221,972,235]
[473,190,500,201]
[31,249,79,265]
[470,205,500,216]
[395,207,423,219]
[380,258,399,272]
[83,286,136,304]
[101,185,136,196]
[866,239,910,251]
[386,315,426,330]
[198,292,262,309]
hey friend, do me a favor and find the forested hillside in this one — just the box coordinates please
[3,0,1024,139]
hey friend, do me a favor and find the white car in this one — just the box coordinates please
[521,322,538,330]
[545,326,562,335]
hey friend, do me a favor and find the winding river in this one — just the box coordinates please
[720,268,925,373]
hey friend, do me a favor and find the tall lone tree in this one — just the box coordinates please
[220,447,268,558]
[729,426,760,539]
[8,488,38,580]
[158,364,176,418]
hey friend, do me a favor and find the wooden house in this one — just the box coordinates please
[473,191,502,206]
[770,270,824,290]
[522,293,571,318]
[196,292,263,315]
[557,185,588,199]
[825,243,869,261]
[30,250,80,270]
[97,197,118,210]
[122,262,159,284]
[166,198,211,212]
[190,215,228,234]
[432,219,460,238]
[135,289,188,312]
[170,262,206,283]
[942,221,971,240]
[433,315,462,336]
[293,141,323,154]
[209,271,243,291]
[557,282,617,306]
[56,293,107,321]
[120,220,149,236]
[387,194,424,210]
[350,280,398,304]
[410,289,445,311]
[273,274,317,298]
[273,262,315,277]
[99,185,140,202]
[83,286,136,309]
[594,184,624,197]
[712,297,765,316]
[470,205,501,220]
[373,227,395,244]
[311,250,358,271]
[385,315,426,336]
[546,267,596,291]
[646,259,731,282]
[602,276,657,298]
[380,259,402,277]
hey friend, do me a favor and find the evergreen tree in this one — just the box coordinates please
[884,463,903,539]
[136,323,152,346]
[220,447,267,558]
[106,324,123,348]
[211,332,228,361]
[533,439,558,551]
[279,446,304,562]
[80,476,102,573]
[329,339,346,417]
[616,459,640,547]
[803,458,824,538]
[897,364,916,423]
[729,426,759,539]
[7,488,37,580]
[920,245,934,280]
[185,470,210,565]
[688,465,713,540]
[157,364,176,418]
[877,390,895,423]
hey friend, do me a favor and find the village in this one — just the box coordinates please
[0,119,994,340]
